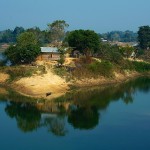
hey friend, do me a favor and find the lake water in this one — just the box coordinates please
[0,77,150,150]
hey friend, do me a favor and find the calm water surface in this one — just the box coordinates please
[0,77,150,150]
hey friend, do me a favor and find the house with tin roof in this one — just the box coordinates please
[37,47,60,61]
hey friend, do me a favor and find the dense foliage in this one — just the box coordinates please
[47,20,69,44]
[5,32,41,64]
[88,60,113,77]
[66,30,100,55]
[98,43,123,64]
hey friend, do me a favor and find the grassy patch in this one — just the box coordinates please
[5,66,35,81]
[88,60,113,77]
[71,60,114,79]
[132,61,150,72]
[53,67,68,77]
[0,65,47,82]
[120,59,150,72]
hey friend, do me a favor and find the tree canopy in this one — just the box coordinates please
[5,32,41,64]
[66,30,100,55]
[138,26,150,49]
[0,27,25,43]
[47,20,69,44]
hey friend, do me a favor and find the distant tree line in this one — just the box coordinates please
[100,30,138,42]
[0,27,49,44]
[1,27,138,44]
[0,27,25,43]
[0,20,69,46]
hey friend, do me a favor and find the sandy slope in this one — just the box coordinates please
[0,73,9,83]
[14,70,69,99]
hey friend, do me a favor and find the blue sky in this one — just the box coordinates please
[0,0,150,33]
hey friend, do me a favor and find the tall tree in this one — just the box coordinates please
[13,26,25,42]
[47,20,69,45]
[66,29,100,55]
[13,27,25,36]
[5,32,41,64]
[138,26,150,49]
[26,27,46,45]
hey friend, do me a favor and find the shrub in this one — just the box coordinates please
[53,67,68,77]
[99,44,123,64]
[88,60,113,77]
[120,59,134,70]
[132,61,150,72]
[120,59,150,72]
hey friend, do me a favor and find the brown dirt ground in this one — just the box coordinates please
[0,73,9,83]
[13,69,69,99]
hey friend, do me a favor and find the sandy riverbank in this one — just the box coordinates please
[0,66,149,100]
[12,70,69,99]
[12,71,149,100]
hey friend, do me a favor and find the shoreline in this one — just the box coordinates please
[1,71,149,100]
[72,71,149,88]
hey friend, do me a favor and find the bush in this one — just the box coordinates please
[88,60,113,77]
[4,32,41,65]
[120,59,134,70]
[53,67,68,77]
[99,44,123,64]
[132,61,150,72]
[120,59,150,72]
[0,60,5,66]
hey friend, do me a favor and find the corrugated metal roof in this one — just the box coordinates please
[41,47,58,53]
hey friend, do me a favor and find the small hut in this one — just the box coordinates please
[37,47,60,61]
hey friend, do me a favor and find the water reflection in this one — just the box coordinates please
[0,77,150,136]
[4,101,67,136]
[68,106,99,129]
[5,102,41,132]
[42,116,67,136]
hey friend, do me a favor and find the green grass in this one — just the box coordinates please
[53,67,68,77]
[132,61,150,72]
[70,60,114,79]
[88,60,113,77]
[120,59,150,72]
